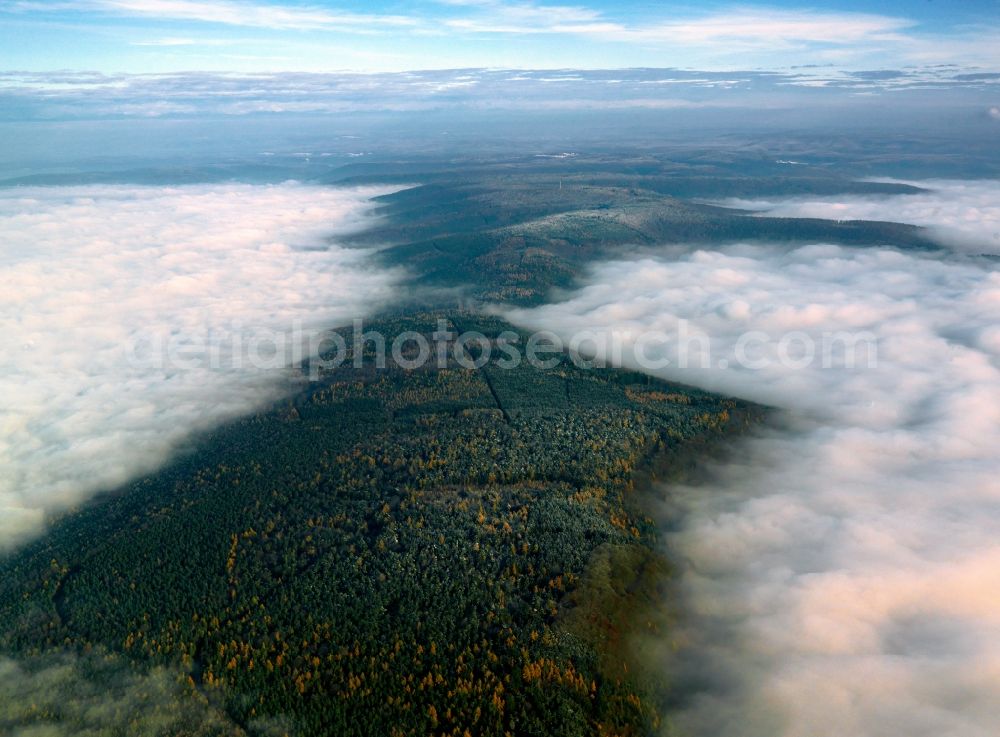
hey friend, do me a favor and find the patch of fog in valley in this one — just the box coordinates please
[0,183,402,550]
[718,178,1000,255]
[503,181,1000,736]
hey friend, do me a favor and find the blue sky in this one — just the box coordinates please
[2,0,999,73]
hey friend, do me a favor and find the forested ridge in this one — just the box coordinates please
[0,314,763,737]
[349,171,935,305]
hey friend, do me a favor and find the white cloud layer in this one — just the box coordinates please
[717,179,1000,254]
[503,183,1000,736]
[1,68,994,122]
[0,183,400,550]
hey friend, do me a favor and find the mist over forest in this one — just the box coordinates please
[2,2,999,736]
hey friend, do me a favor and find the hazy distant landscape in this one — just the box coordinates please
[2,1,999,736]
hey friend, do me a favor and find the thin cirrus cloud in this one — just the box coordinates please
[630,9,912,46]
[129,36,234,45]
[440,0,612,33]
[5,0,999,71]
[433,4,1000,70]
[501,180,1000,737]
[445,4,912,46]
[80,0,420,30]
[0,182,402,551]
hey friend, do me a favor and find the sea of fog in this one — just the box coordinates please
[504,180,1000,737]
[3,172,998,736]
[0,182,402,550]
